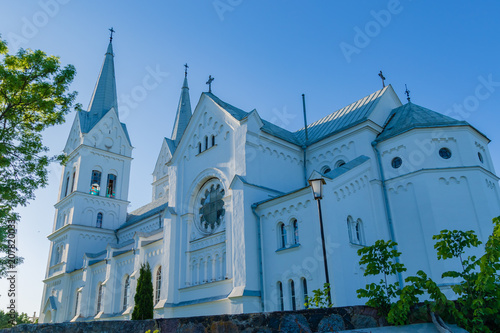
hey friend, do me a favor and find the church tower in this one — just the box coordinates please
[42,35,133,321]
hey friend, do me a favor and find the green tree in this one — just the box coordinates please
[0,36,77,276]
[132,262,154,320]
[356,239,406,317]
[304,283,333,309]
[0,310,32,328]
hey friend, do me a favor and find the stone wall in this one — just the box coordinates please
[1,306,383,333]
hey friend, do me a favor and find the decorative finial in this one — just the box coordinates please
[378,70,386,88]
[184,63,189,78]
[405,84,411,102]
[109,27,115,42]
[206,75,214,93]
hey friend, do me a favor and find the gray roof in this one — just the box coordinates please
[205,93,302,145]
[295,86,390,145]
[171,77,192,143]
[87,42,118,124]
[76,41,131,145]
[376,102,470,142]
[324,155,370,179]
[118,195,168,230]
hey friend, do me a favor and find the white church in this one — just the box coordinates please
[39,37,500,323]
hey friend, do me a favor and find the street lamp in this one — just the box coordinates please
[308,178,332,305]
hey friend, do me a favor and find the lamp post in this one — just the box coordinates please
[308,178,332,305]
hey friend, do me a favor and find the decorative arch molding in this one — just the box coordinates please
[264,200,312,219]
[387,182,413,195]
[381,144,406,157]
[309,141,354,164]
[256,144,302,165]
[332,174,369,201]
[185,168,231,215]
[438,176,467,186]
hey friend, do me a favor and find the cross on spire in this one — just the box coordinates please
[405,84,411,102]
[184,63,189,77]
[378,70,386,88]
[206,75,214,93]
[109,27,115,42]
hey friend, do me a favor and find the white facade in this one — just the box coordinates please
[40,41,500,323]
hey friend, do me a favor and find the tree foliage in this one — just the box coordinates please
[356,239,406,317]
[360,218,500,332]
[132,262,154,320]
[304,283,333,309]
[0,310,32,328]
[0,35,77,276]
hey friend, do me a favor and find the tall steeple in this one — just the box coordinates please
[171,67,192,143]
[87,38,118,123]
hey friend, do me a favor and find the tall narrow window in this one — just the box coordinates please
[155,266,162,304]
[96,212,103,228]
[96,284,103,314]
[106,174,117,198]
[198,142,202,154]
[211,135,215,147]
[302,278,308,309]
[290,280,296,310]
[123,276,130,311]
[74,291,80,317]
[64,175,70,197]
[90,170,101,195]
[204,136,208,150]
[292,219,299,244]
[279,223,287,248]
[70,171,76,193]
[278,281,284,311]
[54,245,62,264]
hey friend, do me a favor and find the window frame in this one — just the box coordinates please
[155,266,162,304]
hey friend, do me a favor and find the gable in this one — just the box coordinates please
[153,138,173,183]
[63,114,84,154]
[84,108,133,156]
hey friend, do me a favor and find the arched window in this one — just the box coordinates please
[347,216,364,245]
[70,171,76,193]
[155,266,162,304]
[278,222,287,249]
[106,174,117,198]
[321,165,331,174]
[54,245,62,264]
[74,291,80,317]
[204,136,208,150]
[96,284,103,314]
[90,170,101,195]
[211,135,215,147]
[64,174,70,197]
[302,278,308,309]
[290,280,296,310]
[198,142,202,154]
[96,212,103,228]
[292,219,299,244]
[335,160,346,168]
[277,281,284,311]
[123,276,130,311]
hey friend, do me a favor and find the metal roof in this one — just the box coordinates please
[171,77,192,143]
[118,195,168,230]
[295,86,390,145]
[376,102,470,142]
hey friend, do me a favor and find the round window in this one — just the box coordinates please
[439,148,452,159]
[196,179,225,235]
[478,152,483,163]
[391,157,402,169]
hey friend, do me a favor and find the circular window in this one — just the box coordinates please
[391,157,402,169]
[196,179,225,235]
[321,165,332,174]
[439,148,452,159]
[478,152,483,163]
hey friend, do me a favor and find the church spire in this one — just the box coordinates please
[87,33,118,123]
[171,67,192,143]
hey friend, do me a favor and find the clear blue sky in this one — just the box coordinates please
[1,0,499,317]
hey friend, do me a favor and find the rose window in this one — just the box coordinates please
[197,181,225,234]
